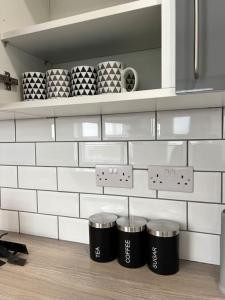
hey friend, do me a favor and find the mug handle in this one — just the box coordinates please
[121,67,138,92]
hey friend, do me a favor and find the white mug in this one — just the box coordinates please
[97,61,138,94]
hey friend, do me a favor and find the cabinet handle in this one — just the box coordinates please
[194,0,200,79]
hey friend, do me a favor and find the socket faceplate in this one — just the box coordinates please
[96,165,133,188]
[148,166,194,192]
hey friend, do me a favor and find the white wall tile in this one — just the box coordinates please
[38,191,79,217]
[102,112,155,140]
[59,217,89,244]
[0,166,17,188]
[16,118,55,142]
[105,170,156,198]
[223,174,225,203]
[79,142,127,167]
[19,212,58,238]
[0,120,15,142]
[58,167,102,193]
[0,143,35,165]
[1,188,37,212]
[188,203,225,234]
[129,141,187,168]
[0,210,19,232]
[56,116,101,141]
[18,167,57,190]
[36,142,78,167]
[159,172,221,203]
[189,140,225,171]
[129,197,187,229]
[158,108,222,140]
[180,231,220,265]
[80,194,128,219]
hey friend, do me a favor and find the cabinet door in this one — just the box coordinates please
[176,0,225,93]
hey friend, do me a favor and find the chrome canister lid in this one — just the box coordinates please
[147,220,180,237]
[116,216,147,233]
[89,213,117,229]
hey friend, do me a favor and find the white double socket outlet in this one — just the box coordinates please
[96,165,133,188]
[148,166,194,193]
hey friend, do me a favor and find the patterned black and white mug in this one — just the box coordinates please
[22,72,46,101]
[71,66,97,96]
[97,61,138,94]
[46,69,70,98]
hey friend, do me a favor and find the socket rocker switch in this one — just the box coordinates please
[96,165,133,188]
[148,166,194,193]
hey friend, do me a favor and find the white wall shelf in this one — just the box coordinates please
[1,0,161,63]
[0,89,225,120]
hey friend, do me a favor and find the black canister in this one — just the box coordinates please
[147,219,180,275]
[89,213,117,263]
[117,216,147,268]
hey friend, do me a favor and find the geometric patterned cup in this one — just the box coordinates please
[97,61,138,94]
[22,72,46,101]
[46,69,70,98]
[71,66,97,96]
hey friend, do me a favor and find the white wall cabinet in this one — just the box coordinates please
[1,0,223,120]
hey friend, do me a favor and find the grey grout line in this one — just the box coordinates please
[34,143,37,165]
[18,211,21,233]
[77,142,80,167]
[186,141,189,167]
[56,167,59,191]
[0,137,225,144]
[78,193,81,218]
[127,141,129,165]
[155,111,157,140]
[57,216,59,240]
[16,166,19,188]
[186,201,189,231]
[222,107,224,139]
[14,119,17,142]
[221,173,223,204]
[100,114,103,141]
[36,190,39,213]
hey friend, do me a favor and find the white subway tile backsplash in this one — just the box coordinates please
[188,203,225,234]
[102,112,155,140]
[0,109,222,266]
[58,167,102,193]
[157,108,222,140]
[16,118,55,142]
[189,140,225,171]
[80,194,128,219]
[1,188,37,212]
[129,141,187,168]
[59,217,89,244]
[79,142,127,167]
[159,172,221,203]
[56,116,101,141]
[105,170,156,198]
[18,167,57,190]
[0,166,17,188]
[19,212,58,238]
[0,210,19,232]
[129,197,187,229]
[38,191,79,217]
[180,231,220,265]
[36,142,78,167]
[0,120,15,142]
[0,143,35,165]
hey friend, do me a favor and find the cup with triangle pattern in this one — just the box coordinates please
[97,61,138,94]
[71,66,97,96]
[46,69,70,98]
[22,72,46,101]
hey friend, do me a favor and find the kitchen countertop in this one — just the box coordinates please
[0,233,223,300]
